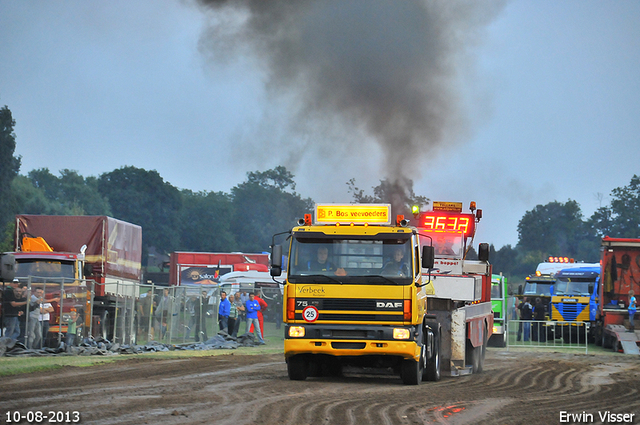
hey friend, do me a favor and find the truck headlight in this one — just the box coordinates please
[289,326,305,338]
[393,328,410,340]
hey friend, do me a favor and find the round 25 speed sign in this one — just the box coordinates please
[302,305,319,322]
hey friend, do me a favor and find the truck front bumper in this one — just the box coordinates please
[284,323,421,361]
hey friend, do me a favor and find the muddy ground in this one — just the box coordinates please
[1,348,639,425]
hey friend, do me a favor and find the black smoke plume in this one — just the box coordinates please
[196,0,504,206]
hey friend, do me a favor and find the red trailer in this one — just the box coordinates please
[597,237,640,354]
[168,251,269,286]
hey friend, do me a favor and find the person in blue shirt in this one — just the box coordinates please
[218,291,231,333]
[245,292,265,344]
[629,290,637,332]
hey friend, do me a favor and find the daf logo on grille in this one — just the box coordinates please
[377,301,402,309]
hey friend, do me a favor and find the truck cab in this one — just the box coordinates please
[11,250,90,345]
[551,266,600,343]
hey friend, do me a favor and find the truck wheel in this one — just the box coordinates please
[594,324,603,346]
[287,355,308,381]
[401,343,424,385]
[424,329,441,382]
[401,358,422,385]
[466,340,481,373]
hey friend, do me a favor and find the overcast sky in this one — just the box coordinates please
[1,1,638,250]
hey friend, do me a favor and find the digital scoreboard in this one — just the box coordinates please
[417,212,476,238]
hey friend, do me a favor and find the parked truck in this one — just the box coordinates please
[489,273,508,347]
[270,202,493,385]
[596,237,640,354]
[2,215,142,345]
[550,265,600,343]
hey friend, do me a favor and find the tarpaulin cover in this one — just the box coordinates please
[16,215,142,282]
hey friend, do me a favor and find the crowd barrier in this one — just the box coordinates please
[507,319,590,354]
[2,279,266,348]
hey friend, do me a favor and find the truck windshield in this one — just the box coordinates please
[523,282,553,296]
[555,278,594,296]
[15,260,76,281]
[288,235,413,285]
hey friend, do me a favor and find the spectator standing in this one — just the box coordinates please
[65,310,79,348]
[16,282,29,344]
[156,288,171,340]
[27,288,45,348]
[228,294,238,338]
[520,297,533,342]
[138,290,154,341]
[629,290,637,332]
[3,279,26,341]
[532,297,546,342]
[233,294,245,337]
[218,291,230,332]
[194,290,208,342]
[250,291,268,337]
[516,298,524,341]
[245,292,265,344]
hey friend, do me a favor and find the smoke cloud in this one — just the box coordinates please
[196,0,504,196]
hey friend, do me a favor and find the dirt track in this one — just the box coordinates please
[1,348,639,425]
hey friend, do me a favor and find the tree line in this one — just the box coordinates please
[1,104,639,279]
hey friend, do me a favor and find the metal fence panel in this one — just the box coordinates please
[8,279,265,348]
[507,320,589,353]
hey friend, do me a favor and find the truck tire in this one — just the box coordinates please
[287,355,308,381]
[477,327,487,374]
[424,327,441,382]
[401,356,423,385]
[466,339,481,374]
[594,323,603,346]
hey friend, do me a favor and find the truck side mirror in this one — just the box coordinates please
[478,243,490,262]
[0,254,16,282]
[83,263,93,278]
[270,245,283,277]
[518,284,523,295]
[421,245,435,269]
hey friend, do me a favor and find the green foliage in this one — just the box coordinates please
[517,200,598,261]
[27,168,112,216]
[97,166,182,260]
[231,167,313,252]
[0,105,21,231]
[590,175,640,238]
[179,190,236,251]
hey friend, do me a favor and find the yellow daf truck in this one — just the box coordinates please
[270,203,493,385]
